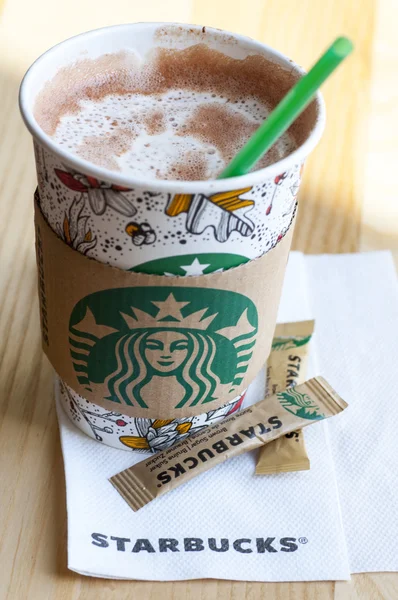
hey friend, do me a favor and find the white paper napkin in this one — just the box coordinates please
[306,252,398,573]
[57,252,352,581]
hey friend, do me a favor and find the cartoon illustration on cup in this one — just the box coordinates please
[125,221,157,246]
[266,173,287,215]
[54,168,136,216]
[55,196,97,254]
[165,187,255,242]
[60,379,245,452]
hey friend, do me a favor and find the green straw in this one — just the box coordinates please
[218,36,353,179]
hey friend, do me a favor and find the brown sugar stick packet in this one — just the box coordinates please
[256,320,314,475]
[110,377,347,512]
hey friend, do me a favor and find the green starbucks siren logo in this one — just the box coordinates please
[277,388,325,421]
[69,286,258,409]
[131,253,249,276]
[271,335,312,351]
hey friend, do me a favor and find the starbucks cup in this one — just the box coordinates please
[20,23,325,452]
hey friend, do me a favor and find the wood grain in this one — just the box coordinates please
[361,0,398,268]
[0,0,397,598]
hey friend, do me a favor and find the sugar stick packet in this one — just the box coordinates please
[110,377,347,512]
[256,320,314,475]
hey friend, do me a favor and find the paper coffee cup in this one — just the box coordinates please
[20,23,325,452]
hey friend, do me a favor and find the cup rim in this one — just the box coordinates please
[19,22,326,193]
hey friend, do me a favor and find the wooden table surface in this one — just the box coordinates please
[1,0,397,598]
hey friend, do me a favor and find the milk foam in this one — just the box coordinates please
[37,46,297,181]
[52,90,294,180]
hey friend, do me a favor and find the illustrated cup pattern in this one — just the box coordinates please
[35,141,301,451]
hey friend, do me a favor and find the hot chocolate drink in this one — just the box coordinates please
[34,45,297,180]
